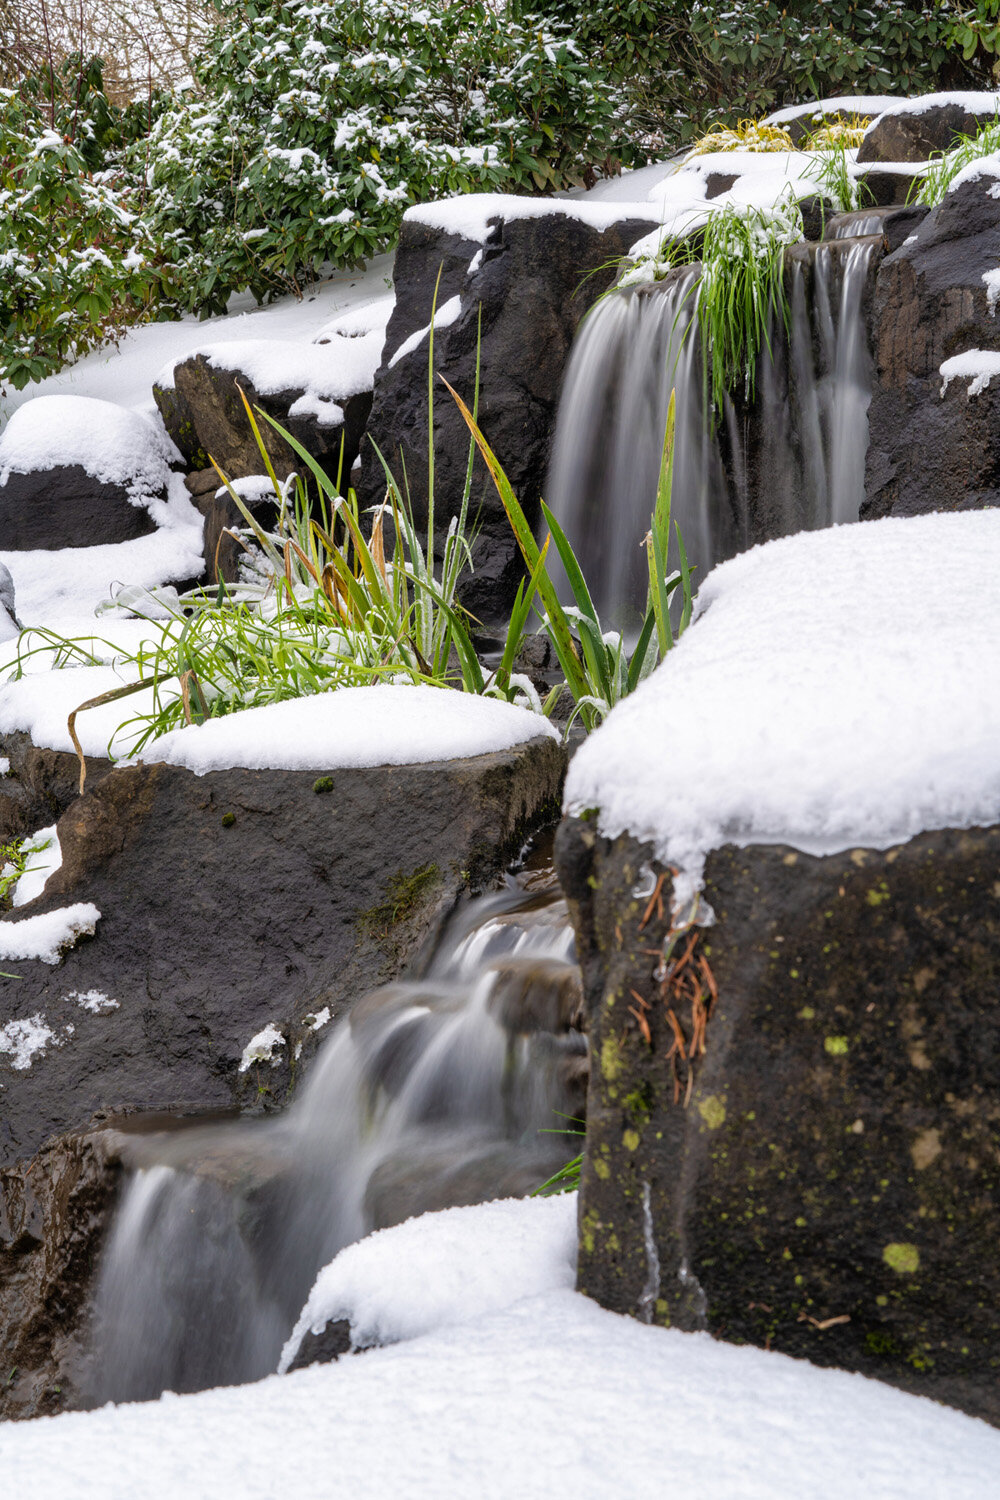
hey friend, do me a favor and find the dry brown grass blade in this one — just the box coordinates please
[639,872,667,930]
[370,505,388,586]
[68,676,161,794]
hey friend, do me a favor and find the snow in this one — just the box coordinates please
[63,988,119,1014]
[157,318,387,427]
[0,256,395,430]
[765,94,905,127]
[0,664,158,761]
[940,349,1000,397]
[0,669,556,769]
[0,521,204,623]
[565,511,1000,905]
[0,1013,55,1068]
[934,149,1000,200]
[239,1023,285,1072]
[10,823,61,907]
[983,267,1000,314]
[0,395,178,505]
[405,193,662,244]
[4,1196,999,1500]
[281,1193,577,1369]
[141,686,559,773]
[860,89,1000,129]
[388,294,463,368]
[0,902,101,964]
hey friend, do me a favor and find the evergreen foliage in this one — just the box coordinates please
[0,0,989,390]
[528,1,980,152]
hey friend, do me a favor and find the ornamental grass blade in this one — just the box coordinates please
[539,499,599,629]
[496,537,550,694]
[68,675,163,793]
[441,376,589,706]
[648,514,674,657]
[626,606,657,694]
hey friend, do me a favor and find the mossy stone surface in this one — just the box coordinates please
[557,816,1000,1425]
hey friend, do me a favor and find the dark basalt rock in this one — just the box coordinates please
[0,736,564,1168]
[357,207,661,625]
[284,1318,353,1372]
[556,815,1000,1426]
[192,478,281,585]
[858,100,999,165]
[154,355,371,489]
[853,166,921,207]
[0,1126,122,1420]
[0,464,157,551]
[864,171,1000,521]
[0,731,111,844]
[880,204,930,255]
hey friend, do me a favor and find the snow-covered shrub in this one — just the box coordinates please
[0,58,163,389]
[136,0,620,313]
[531,0,977,152]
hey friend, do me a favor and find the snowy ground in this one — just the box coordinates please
[2,1195,997,1500]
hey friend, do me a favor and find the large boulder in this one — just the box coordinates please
[0,397,170,550]
[0,696,564,1167]
[858,96,1000,165]
[553,506,1000,1426]
[557,817,1000,1427]
[357,198,662,625]
[154,300,392,488]
[864,168,1000,520]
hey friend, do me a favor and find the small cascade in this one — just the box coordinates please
[546,237,877,630]
[85,869,582,1405]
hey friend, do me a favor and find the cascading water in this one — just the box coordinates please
[546,236,877,630]
[84,865,582,1405]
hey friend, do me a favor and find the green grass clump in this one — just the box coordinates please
[916,116,1000,207]
[0,833,54,906]
[618,196,801,421]
[696,196,801,415]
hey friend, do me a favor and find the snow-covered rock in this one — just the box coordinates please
[0,395,179,551]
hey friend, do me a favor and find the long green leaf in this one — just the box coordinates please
[441,377,590,707]
[626,606,657,694]
[496,536,550,694]
[539,499,599,629]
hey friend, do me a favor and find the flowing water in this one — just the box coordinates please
[85,865,582,1404]
[546,237,877,631]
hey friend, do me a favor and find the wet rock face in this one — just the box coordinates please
[154,355,372,488]
[357,209,660,625]
[0,465,158,551]
[0,1128,121,1420]
[864,172,1000,521]
[556,816,1000,1425]
[0,736,564,1168]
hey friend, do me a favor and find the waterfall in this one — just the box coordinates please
[84,872,582,1405]
[546,237,877,630]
